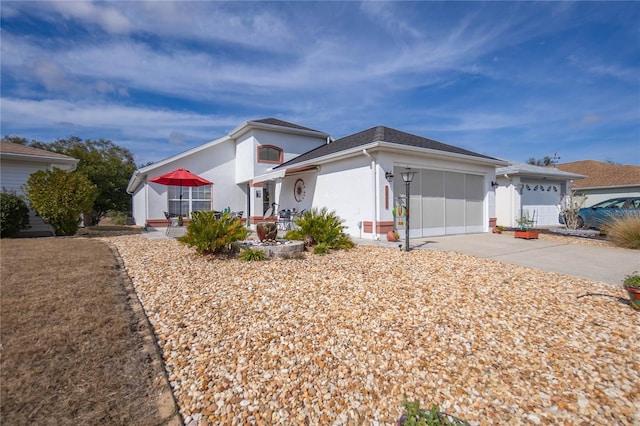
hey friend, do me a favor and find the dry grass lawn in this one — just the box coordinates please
[0,237,176,425]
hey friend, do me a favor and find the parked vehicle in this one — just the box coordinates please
[559,197,640,228]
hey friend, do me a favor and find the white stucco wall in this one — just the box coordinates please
[312,156,374,238]
[132,139,244,226]
[236,129,327,184]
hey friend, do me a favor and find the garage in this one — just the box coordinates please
[394,167,485,237]
[520,181,562,226]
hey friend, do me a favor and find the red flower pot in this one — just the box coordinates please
[625,286,640,311]
[514,230,540,239]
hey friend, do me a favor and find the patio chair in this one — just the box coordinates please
[163,211,175,236]
[278,209,292,231]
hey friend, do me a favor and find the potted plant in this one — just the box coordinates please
[256,222,277,242]
[492,225,504,234]
[514,214,539,239]
[387,230,400,242]
[623,274,640,311]
[397,396,468,426]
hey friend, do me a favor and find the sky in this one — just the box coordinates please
[1,1,639,167]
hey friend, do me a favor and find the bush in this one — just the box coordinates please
[239,248,266,261]
[400,394,467,425]
[0,192,30,237]
[106,210,128,226]
[605,213,640,249]
[285,207,354,251]
[26,168,97,236]
[178,211,248,255]
[312,242,330,255]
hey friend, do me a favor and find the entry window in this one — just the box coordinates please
[168,185,212,216]
[257,145,283,163]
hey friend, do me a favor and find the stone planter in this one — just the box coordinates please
[234,240,305,258]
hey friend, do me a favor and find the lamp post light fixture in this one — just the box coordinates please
[400,167,416,252]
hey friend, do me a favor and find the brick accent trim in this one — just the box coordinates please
[362,220,395,233]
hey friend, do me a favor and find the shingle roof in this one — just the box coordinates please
[251,118,323,133]
[497,160,584,180]
[555,160,640,188]
[277,126,499,168]
[0,141,77,160]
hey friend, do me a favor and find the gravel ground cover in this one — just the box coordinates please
[107,235,639,425]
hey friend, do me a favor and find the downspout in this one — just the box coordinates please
[363,149,378,240]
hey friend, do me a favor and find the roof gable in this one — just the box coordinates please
[556,160,640,188]
[278,126,500,168]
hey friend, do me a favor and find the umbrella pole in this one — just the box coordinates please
[178,185,184,226]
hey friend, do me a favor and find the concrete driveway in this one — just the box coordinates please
[148,227,639,286]
[405,233,639,286]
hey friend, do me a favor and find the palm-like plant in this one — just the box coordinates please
[285,207,354,250]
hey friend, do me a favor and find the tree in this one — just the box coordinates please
[1,135,30,145]
[26,168,97,236]
[25,137,136,225]
[526,156,553,167]
[0,192,30,237]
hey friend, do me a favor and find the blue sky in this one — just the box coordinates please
[1,1,639,166]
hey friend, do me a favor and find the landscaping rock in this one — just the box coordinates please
[106,235,639,425]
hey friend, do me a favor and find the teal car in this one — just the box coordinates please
[570,197,640,229]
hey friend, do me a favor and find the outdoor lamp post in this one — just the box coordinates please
[400,168,416,252]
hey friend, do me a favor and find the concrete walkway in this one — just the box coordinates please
[142,228,639,286]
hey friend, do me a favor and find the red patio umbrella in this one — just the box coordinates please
[149,168,213,218]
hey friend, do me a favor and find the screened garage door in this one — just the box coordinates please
[394,168,485,237]
[520,181,561,227]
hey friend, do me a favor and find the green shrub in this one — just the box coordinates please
[0,192,30,238]
[285,207,354,250]
[26,168,97,236]
[624,274,640,288]
[312,242,330,255]
[401,394,466,425]
[178,211,248,255]
[239,248,266,261]
[106,210,128,225]
[604,213,640,250]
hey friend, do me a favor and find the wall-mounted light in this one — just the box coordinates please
[491,181,499,188]
[385,171,394,182]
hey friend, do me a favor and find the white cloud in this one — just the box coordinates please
[0,97,242,163]
[49,1,133,34]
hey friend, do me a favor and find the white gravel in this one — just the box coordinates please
[106,235,639,425]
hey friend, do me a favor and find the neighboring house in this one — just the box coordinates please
[0,141,79,236]
[494,161,585,228]
[128,118,508,239]
[555,160,640,206]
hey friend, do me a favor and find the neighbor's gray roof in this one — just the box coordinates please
[497,160,584,180]
[277,126,500,168]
